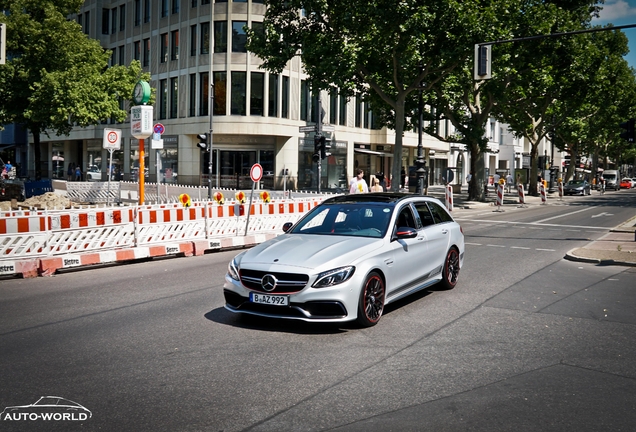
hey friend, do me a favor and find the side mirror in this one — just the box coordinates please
[394,226,417,240]
[282,222,293,233]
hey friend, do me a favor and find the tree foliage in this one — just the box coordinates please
[249,0,500,191]
[0,0,150,178]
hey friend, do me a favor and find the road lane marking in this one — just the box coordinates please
[536,248,556,251]
[532,206,597,223]
[453,219,609,231]
[510,246,531,250]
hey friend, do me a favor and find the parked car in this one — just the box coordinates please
[631,178,636,188]
[86,165,101,181]
[563,179,591,195]
[223,193,465,327]
[620,178,632,189]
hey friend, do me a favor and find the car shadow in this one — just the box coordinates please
[204,308,349,334]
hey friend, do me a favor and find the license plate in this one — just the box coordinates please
[249,292,289,306]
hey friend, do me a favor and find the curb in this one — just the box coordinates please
[564,250,636,267]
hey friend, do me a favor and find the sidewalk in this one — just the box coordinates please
[428,185,636,267]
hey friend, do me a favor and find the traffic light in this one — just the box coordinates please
[196,133,209,151]
[473,44,491,80]
[312,136,321,162]
[619,118,635,142]
[319,136,331,159]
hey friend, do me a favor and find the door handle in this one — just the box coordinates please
[441,229,449,235]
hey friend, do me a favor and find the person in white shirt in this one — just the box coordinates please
[349,169,369,194]
[493,172,500,188]
[506,173,514,193]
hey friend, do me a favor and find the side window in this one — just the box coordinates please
[428,202,454,224]
[414,203,435,227]
[396,205,417,229]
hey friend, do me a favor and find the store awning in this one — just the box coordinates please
[354,148,393,157]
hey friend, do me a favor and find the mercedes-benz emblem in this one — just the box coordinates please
[261,274,277,292]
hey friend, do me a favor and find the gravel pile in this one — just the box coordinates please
[0,192,72,211]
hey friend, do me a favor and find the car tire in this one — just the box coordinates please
[440,247,460,290]
[356,271,385,327]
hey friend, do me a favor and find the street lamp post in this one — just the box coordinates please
[416,66,426,195]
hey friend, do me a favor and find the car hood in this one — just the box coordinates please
[564,184,584,189]
[239,234,383,271]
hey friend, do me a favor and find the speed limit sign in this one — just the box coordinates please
[103,128,122,150]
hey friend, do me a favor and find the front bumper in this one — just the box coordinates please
[223,274,358,322]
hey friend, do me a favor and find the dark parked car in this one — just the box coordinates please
[563,179,591,196]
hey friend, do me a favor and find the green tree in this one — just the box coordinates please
[493,2,608,195]
[248,0,499,191]
[0,0,150,179]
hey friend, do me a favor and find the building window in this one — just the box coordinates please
[78,13,83,28]
[110,47,117,67]
[231,21,247,53]
[214,21,227,53]
[134,41,141,61]
[200,72,209,116]
[191,0,197,7]
[172,0,180,14]
[268,74,278,117]
[160,33,168,63]
[162,0,169,17]
[339,93,347,126]
[134,0,141,26]
[170,77,178,118]
[200,22,210,54]
[189,74,196,116]
[111,8,117,34]
[231,72,246,116]
[84,11,90,34]
[101,9,108,34]
[143,38,150,67]
[250,72,264,116]
[201,0,210,4]
[159,79,168,119]
[144,0,150,23]
[214,72,227,115]
[190,25,197,56]
[119,5,125,31]
[119,45,125,65]
[355,95,362,127]
[171,30,179,60]
[300,80,308,121]
[281,76,289,119]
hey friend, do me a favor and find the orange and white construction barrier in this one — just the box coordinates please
[517,183,527,208]
[494,182,505,212]
[540,183,547,205]
[445,184,453,212]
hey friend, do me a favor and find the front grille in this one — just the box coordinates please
[239,269,309,294]
[223,290,348,319]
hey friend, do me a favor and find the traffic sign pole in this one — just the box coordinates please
[244,164,264,236]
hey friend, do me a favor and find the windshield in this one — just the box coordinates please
[290,203,394,238]
[568,180,584,185]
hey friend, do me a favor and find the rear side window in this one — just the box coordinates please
[428,202,453,224]
[413,203,435,227]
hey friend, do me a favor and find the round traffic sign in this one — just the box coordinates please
[154,123,165,135]
[250,163,263,182]
[107,131,118,144]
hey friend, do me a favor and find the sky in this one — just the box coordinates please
[592,0,636,68]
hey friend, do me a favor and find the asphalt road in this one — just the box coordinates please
[0,193,635,431]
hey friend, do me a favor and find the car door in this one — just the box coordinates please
[386,203,429,296]
[419,201,453,276]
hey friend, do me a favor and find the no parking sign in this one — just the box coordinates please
[103,128,122,150]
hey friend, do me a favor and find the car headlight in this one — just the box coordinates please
[312,266,355,288]
[227,253,244,281]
